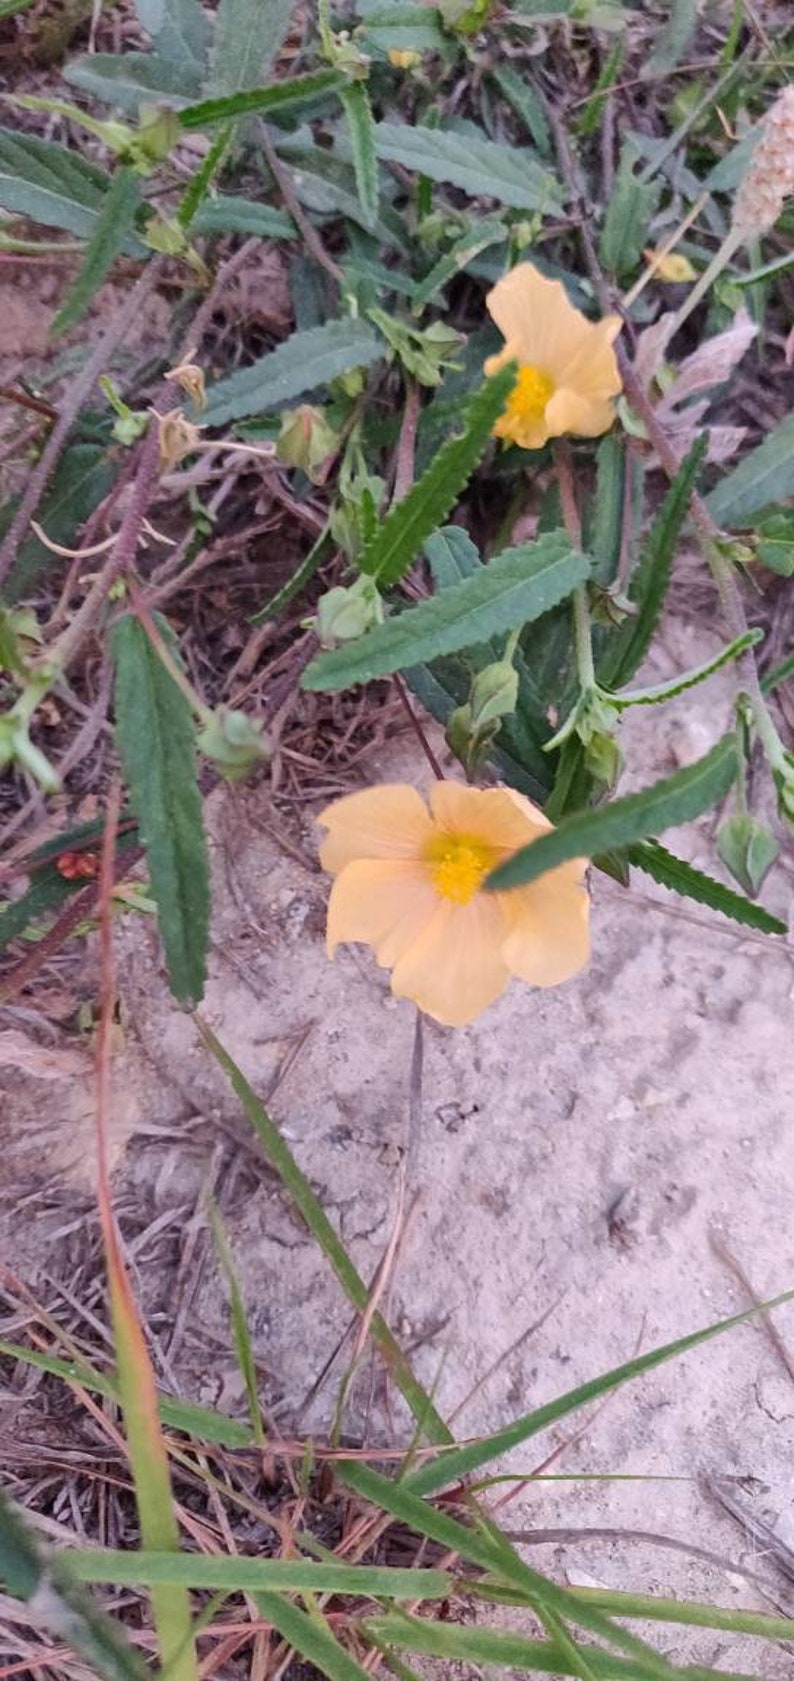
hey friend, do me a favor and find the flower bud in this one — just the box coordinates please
[717,812,779,896]
[277,405,338,483]
[469,659,519,729]
[315,576,382,648]
[197,708,270,780]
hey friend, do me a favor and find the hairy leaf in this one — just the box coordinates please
[487,737,737,891]
[706,411,794,529]
[599,139,661,277]
[597,436,707,689]
[0,126,113,240]
[374,121,565,212]
[613,630,761,708]
[179,67,345,129]
[191,194,295,239]
[341,81,379,231]
[304,533,588,689]
[211,0,293,94]
[628,840,786,935]
[133,0,209,73]
[356,365,516,588]
[112,614,209,1005]
[204,319,383,426]
[53,168,141,335]
[65,52,200,113]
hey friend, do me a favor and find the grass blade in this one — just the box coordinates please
[65,1551,451,1597]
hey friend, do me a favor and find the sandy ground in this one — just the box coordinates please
[2,615,794,1676]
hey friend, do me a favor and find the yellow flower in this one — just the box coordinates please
[484,262,622,451]
[318,782,589,1027]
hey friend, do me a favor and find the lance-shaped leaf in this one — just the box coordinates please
[203,318,383,426]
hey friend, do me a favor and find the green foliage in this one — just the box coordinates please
[706,411,794,529]
[52,168,141,334]
[629,839,786,934]
[190,194,294,238]
[0,126,134,241]
[210,0,293,94]
[112,614,210,1005]
[133,0,210,75]
[597,437,708,689]
[356,365,516,587]
[488,737,738,891]
[374,121,565,212]
[65,52,199,112]
[304,532,588,688]
[599,138,661,277]
[341,81,379,231]
[2,442,115,605]
[203,319,383,425]
[179,67,346,130]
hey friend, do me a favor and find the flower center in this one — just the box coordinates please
[507,364,555,425]
[424,834,497,905]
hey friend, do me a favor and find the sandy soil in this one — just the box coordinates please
[2,616,794,1675]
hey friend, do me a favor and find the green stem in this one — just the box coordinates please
[552,440,596,696]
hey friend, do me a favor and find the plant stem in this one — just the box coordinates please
[553,440,595,694]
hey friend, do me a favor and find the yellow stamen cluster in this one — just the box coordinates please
[498,365,555,435]
[424,834,497,905]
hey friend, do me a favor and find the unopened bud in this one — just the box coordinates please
[158,409,203,469]
[165,351,206,412]
[470,659,519,729]
[717,812,779,897]
[315,575,382,647]
[197,708,270,780]
[277,404,338,482]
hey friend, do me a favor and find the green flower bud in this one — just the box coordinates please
[470,659,519,729]
[315,575,382,648]
[197,708,270,780]
[717,812,779,897]
[277,405,338,483]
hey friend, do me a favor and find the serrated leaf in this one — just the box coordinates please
[374,121,565,212]
[112,614,209,1005]
[356,365,516,588]
[489,64,551,156]
[134,0,209,74]
[599,139,661,277]
[613,629,761,708]
[203,318,383,426]
[3,442,116,605]
[211,0,292,95]
[706,411,794,530]
[303,532,588,689]
[597,435,707,689]
[487,736,737,891]
[179,67,345,130]
[65,52,200,114]
[629,839,786,935]
[424,525,481,587]
[0,126,110,240]
[269,140,407,245]
[53,168,140,336]
[340,81,379,231]
[191,195,294,238]
[358,1,450,53]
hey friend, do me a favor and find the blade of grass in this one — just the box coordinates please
[205,1195,267,1446]
[65,1552,452,1598]
[195,1018,453,1448]
[95,784,197,1681]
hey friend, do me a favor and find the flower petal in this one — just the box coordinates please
[318,784,433,874]
[557,317,622,397]
[499,862,590,987]
[486,264,592,379]
[545,388,618,440]
[429,781,549,852]
[327,859,438,967]
[390,894,509,1026]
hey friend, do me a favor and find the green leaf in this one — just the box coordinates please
[373,121,565,212]
[191,194,295,239]
[599,138,661,277]
[358,2,450,54]
[641,0,697,76]
[65,52,200,114]
[340,81,379,231]
[613,629,761,708]
[597,436,707,689]
[206,1200,267,1445]
[0,1490,148,1681]
[487,736,737,891]
[489,64,551,155]
[588,433,625,585]
[412,217,506,310]
[706,412,794,529]
[3,441,116,605]
[272,139,408,244]
[177,124,233,228]
[303,533,588,689]
[52,169,141,336]
[0,126,114,240]
[203,319,383,426]
[179,67,346,129]
[406,1281,794,1498]
[0,868,84,950]
[255,1596,374,1681]
[211,0,293,94]
[755,506,794,576]
[65,1550,451,1598]
[112,614,210,1005]
[628,839,786,935]
[133,0,210,73]
[355,364,516,588]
